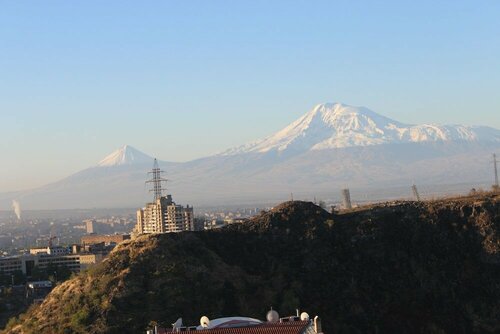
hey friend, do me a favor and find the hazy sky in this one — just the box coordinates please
[1,1,499,191]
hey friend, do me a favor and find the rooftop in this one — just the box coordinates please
[150,313,322,334]
[158,321,311,334]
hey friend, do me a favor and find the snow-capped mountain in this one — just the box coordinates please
[98,145,154,166]
[1,103,499,210]
[223,103,500,155]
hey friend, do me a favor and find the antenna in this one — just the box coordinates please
[146,158,168,201]
[493,153,499,190]
[200,316,210,328]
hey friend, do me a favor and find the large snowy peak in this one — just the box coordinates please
[98,145,154,167]
[223,103,500,155]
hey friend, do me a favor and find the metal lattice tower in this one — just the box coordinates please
[493,153,499,189]
[412,184,421,201]
[146,159,167,201]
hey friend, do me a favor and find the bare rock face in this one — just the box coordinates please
[3,194,500,334]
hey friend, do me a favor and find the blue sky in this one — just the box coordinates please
[1,1,499,191]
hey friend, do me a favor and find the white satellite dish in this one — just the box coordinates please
[172,318,183,331]
[200,316,210,328]
[266,310,279,323]
[300,312,310,321]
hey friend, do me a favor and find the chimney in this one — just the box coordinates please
[313,316,322,334]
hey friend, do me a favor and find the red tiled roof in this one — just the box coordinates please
[159,321,310,334]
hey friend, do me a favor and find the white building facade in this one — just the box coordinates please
[135,195,194,234]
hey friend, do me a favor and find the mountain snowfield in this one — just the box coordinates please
[1,103,499,210]
[222,103,499,155]
[98,145,154,166]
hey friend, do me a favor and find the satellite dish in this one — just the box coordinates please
[266,310,279,323]
[200,316,210,328]
[172,318,183,330]
[300,312,310,321]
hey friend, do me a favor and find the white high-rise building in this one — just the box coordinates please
[134,159,194,235]
[135,195,194,234]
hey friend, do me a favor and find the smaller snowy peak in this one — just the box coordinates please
[98,145,154,167]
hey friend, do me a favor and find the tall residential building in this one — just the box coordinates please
[135,195,194,234]
[134,159,194,235]
[84,219,96,234]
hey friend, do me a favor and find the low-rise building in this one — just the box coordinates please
[0,256,22,275]
[29,246,71,256]
[29,247,48,255]
[0,251,103,276]
[79,253,103,270]
[26,280,53,303]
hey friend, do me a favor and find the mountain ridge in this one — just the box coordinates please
[221,103,500,155]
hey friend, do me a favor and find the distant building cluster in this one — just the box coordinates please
[0,246,101,276]
[0,234,129,277]
[200,207,260,230]
[74,217,133,234]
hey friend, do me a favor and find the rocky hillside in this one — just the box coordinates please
[3,193,500,334]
